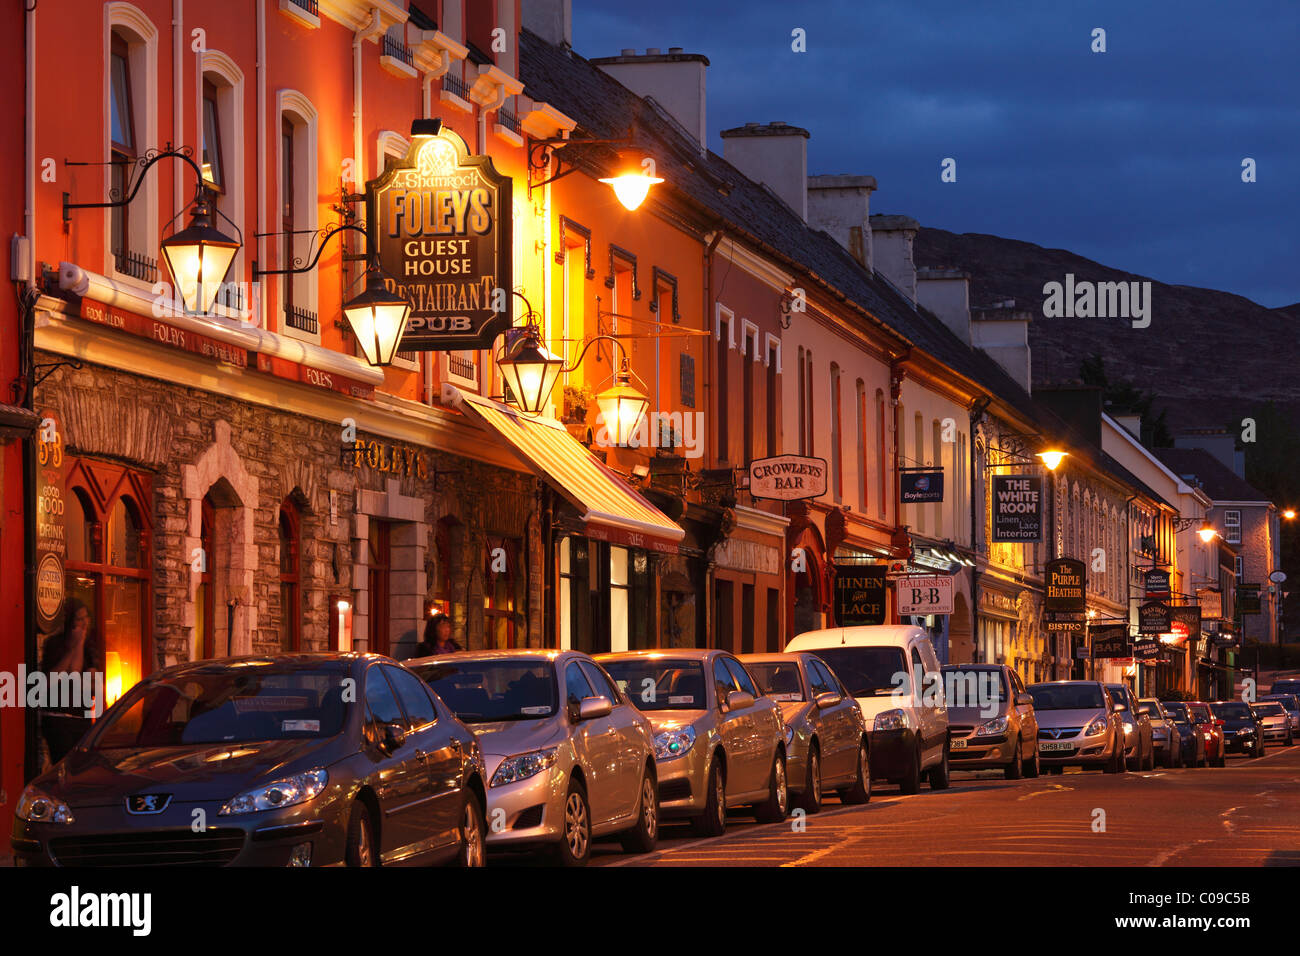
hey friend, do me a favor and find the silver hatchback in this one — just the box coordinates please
[409,650,659,866]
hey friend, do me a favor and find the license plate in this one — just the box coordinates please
[950,738,968,749]
[1040,740,1073,752]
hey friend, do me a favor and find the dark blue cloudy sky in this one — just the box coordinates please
[573,0,1299,308]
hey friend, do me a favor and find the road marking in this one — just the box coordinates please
[1017,784,1074,801]
[1221,805,1243,835]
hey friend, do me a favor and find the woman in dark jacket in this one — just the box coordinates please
[39,599,101,765]
[414,612,460,657]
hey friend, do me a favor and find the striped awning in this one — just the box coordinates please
[443,386,684,554]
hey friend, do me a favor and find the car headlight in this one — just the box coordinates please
[15,785,75,825]
[219,769,327,815]
[490,748,559,787]
[653,726,696,760]
[975,716,1009,736]
[1084,716,1109,737]
[1122,721,1134,734]
[874,709,909,732]
[784,724,795,746]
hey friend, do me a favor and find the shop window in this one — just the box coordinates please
[610,546,630,653]
[558,536,593,653]
[62,463,151,709]
[485,536,522,649]
[279,501,301,653]
[741,584,755,654]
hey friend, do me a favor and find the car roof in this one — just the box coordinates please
[595,648,723,662]
[406,649,569,666]
[741,652,809,664]
[151,652,374,679]
[785,625,929,650]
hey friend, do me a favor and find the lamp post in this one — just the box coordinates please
[528,131,665,211]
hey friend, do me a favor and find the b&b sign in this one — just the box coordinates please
[896,575,953,615]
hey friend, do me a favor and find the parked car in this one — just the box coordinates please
[742,652,871,812]
[784,626,951,794]
[1209,700,1265,757]
[408,650,659,865]
[940,663,1040,779]
[1106,683,1155,771]
[1025,680,1126,773]
[1139,698,1183,768]
[1160,701,1205,768]
[1260,694,1300,734]
[1251,701,1293,746]
[1269,678,1300,698]
[12,654,488,867]
[596,649,791,836]
[1185,701,1226,767]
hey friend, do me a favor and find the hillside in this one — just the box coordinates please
[913,227,1300,434]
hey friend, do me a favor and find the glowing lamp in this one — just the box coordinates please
[160,191,240,314]
[595,362,650,446]
[343,266,411,366]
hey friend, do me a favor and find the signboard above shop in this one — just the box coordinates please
[991,475,1043,542]
[1143,569,1171,600]
[368,125,512,351]
[1091,623,1130,659]
[1138,600,1172,635]
[896,575,954,615]
[749,455,827,501]
[1044,558,1086,613]
[834,564,887,626]
[1196,587,1222,620]
[899,468,944,504]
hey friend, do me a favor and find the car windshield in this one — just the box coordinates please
[1254,702,1285,716]
[1210,702,1251,719]
[746,663,805,702]
[1187,705,1210,721]
[1163,702,1189,722]
[810,647,909,698]
[1028,683,1105,711]
[1271,681,1300,696]
[409,660,557,722]
[1139,700,1162,717]
[1104,685,1131,709]
[1263,696,1299,711]
[600,659,708,711]
[84,663,351,749]
[941,668,1006,708]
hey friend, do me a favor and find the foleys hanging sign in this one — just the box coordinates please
[369,125,512,351]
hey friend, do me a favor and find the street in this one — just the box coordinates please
[580,747,1300,867]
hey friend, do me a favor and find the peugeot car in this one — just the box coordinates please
[742,651,871,812]
[1026,680,1126,773]
[597,649,790,836]
[12,654,488,867]
[409,650,659,866]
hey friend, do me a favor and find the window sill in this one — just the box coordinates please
[439,89,473,114]
[279,0,320,29]
[380,55,417,80]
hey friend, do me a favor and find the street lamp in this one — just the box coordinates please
[1036,449,1068,471]
[528,131,664,210]
[599,151,665,212]
[1284,509,1296,520]
[1198,523,1219,543]
[160,189,241,314]
[594,360,651,445]
[342,262,412,366]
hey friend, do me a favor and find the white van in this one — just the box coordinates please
[784,626,950,794]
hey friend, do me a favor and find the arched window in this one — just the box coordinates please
[875,390,887,519]
[278,500,301,653]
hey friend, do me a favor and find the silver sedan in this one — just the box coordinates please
[409,650,659,866]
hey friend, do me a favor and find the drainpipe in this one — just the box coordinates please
[256,0,266,330]
[476,77,506,157]
[173,1,184,217]
[703,225,724,648]
[354,9,383,190]
[21,0,38,787]
[420,41,450,119]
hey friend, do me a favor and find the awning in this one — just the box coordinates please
[443,385,684,554]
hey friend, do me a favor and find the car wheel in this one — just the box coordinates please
[456,793,486,868]
[1215,750,1226,768]
[1144,740,1155,771]
[927,740,951,791]
[553,780,592,867]
[1287,733,1294,747]
[1004,738,1024,780]
[754,750,789,823]
[1254,740,1265,758]
[1024,743,1041,778]
[345,802,377,868]
[619,765,659,854]
[798,745,823,814]
[898,743,922,794]
[692,757,727,837]
[838,739,871,805]
[1048,766,1064,775]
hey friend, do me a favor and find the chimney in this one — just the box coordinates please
[807,174,877,269]
[869,214,919,304]
[720,122,810,220]
[522,0,572,47]
[591,48,710,148]
[1113,413,1143,440]
[1174,428,1245,478]
[916,268,970,345]
[970,299,1033,392]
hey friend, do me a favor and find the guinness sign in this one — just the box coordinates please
[368,126,512,350]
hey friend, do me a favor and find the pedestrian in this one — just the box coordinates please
[415,612,460,657]
[39,599,101,765]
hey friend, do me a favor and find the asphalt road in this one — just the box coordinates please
[585,744,1300,867]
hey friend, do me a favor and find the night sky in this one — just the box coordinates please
[573,0,1299,308]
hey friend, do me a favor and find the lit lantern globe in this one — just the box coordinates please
[498,329,565,414]
[595,366,650,446]
[160,194,240,314]
[344,268,411,366]
[599,151,664,211]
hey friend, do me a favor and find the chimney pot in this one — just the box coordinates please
[621,48,635,56]
[646,47,661,55]
[669,46,683,54]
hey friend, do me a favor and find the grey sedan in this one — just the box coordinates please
[742,652,871,812]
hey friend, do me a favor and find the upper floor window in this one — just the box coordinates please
[201,79,225,193]
[109,32,138,273]
[1225,509,1241,544]
[278,92,319,338]
[829,364,842,503]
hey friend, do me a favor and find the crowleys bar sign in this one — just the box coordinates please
[368,125,512,351]
[749,455,827,501]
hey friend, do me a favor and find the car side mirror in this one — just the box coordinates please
[725,690,755,712]
[578,696,613,721]
[1137,705,1152,717]
[1016,692,1033,706]
[1112,703,1125,713]
[1214,719,1225,727]
[382,722,407,753]
[814,691,842,710]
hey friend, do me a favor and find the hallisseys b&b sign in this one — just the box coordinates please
[368,126,512,351]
